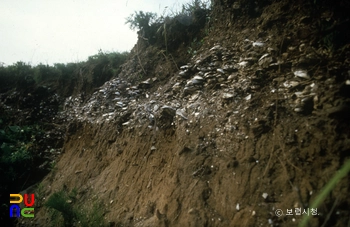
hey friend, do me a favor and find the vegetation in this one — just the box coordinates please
[45,189,106,227]
[125,11,158,32]
[0,49,129,190]
[83,50,129,90]
[299,159,350,227]
[125,0,211,52]
[0,50,129,225]
[187,37,204,55]
[0,121,44,192]
[35,182,46,207]
[0,50,129,94]
[45,190,76,227]
[0,120,45,224]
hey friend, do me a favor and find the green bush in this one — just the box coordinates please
[0,50,129,97]
[0,122,43,191]
[45,189,107,227]
[0,50,128,224]
[0,61,35,92]
[45,190,76,227]
[125,1,211,52]
[125,11,158,32]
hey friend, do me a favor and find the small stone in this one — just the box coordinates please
[188,208,197,214]
[227,74,237,81]
[153,104,159,112]
[161,105,176,117]
[184,86,198,94]
[262,193,268,199]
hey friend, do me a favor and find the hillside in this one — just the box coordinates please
[2,0,350,226]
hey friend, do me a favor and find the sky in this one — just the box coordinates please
[0,0,191,66]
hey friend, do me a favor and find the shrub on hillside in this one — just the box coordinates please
[125,0,211,51]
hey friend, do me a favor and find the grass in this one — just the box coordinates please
[45,190,76,226]
[299,159,350,227]
[45,189,107,227]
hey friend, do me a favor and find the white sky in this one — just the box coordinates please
[0,0,190,66]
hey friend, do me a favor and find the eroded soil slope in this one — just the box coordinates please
[20,0,350,226]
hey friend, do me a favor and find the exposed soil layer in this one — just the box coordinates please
[14,0,350,227]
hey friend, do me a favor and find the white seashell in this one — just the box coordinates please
[217,68,225,74]
[227,74,236,81]
[294,92,304,97]
[283,81,300,88]
[122,121,130,126]
[222,93,234,99]
[310,82,318,91]
[238,61,249,67]
[244,94,252,100]
[294,69,310,79]
[258,53,270,61]
[294,107,303,112]
[176,109,188,120]
[179,71,188,77]
[253,41,265,47]
[180,65,189,70]
[193,75,204,81]
[210,45,221,51]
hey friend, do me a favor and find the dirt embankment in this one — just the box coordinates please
[19,0,350,226]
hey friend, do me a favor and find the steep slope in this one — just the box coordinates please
[18,0,350,227]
